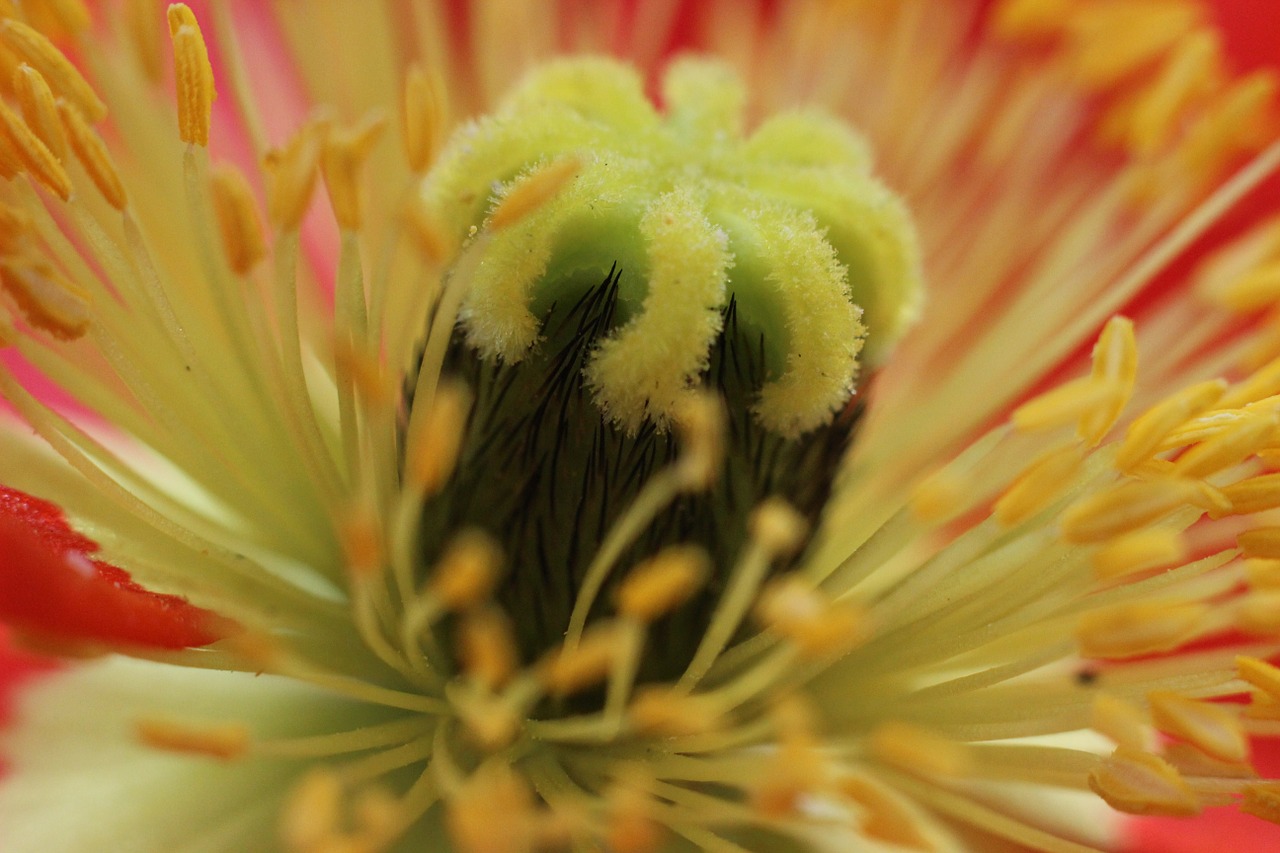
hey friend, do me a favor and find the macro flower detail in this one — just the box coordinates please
[1,1,1280,853]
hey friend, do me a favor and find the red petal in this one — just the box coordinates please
[0,486,229,650]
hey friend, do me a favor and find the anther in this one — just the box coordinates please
[1091,693,1156,752]
[264,120,324,230]
[1242,784,1280,825]
[1170,412,1277,479]
[428,530,503,612]
[0,18,106,122]
[1148,691,1248,764]
[673,392,725,491]
[320,111,387,231]
[404,381,472,497]
[135,717,249,761]
[0,258,90,340]
[994,442,1084,526]
[210,164,267,274]
[446,762,538,853]
[487,155,583,232]
[455,605,518,691]
[167,4,216,147]
[615,545,709,623]
[868,722,972,778]
[539,622,623,697]
[754,574,868,657]
[1237,656,1280,701]
[280,768,344,852]
[604,767,667,853]
[339,503,383,580]
[1088,746,1201,817]
[1091,529,1185,579]
[1061,479,1201,543]
[1238,527,1280,560]
[401,64,448,174]
[58,100,127,210]
[749,498,809,559]
[1080,315,1137,445]
[1076,600,1208,659]
[627,687,724,738]
[0,99,70,199]
[13,64,65,160]
[837,772,935,851]
[1115,379,1228,471]
[1011,377,1122,433]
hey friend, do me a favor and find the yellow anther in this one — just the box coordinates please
[673,392,725,491]
[539,622,622,697]
[0,129,23,179]
[1171,413,1277,479]
[428,530,503,612]
[167,3,215,147]
[338,503,383,579]
[0,202,32,254]
[281,769,344,852]
[125,0,164,83]
[455,606,518,691]
[837,773,935,852]
[29,0,92,35]
[1239,527,1280,560]
[749,498,809,559]
[320,111,387,231]
[13,64,64,160]
[628,687,724,737]
[994,442,1084,526]
[57,100,126,210]
[0,99,70,199]
[0,18,105,122]
[404,195,459,267]
[910,467,969,522]
[1080,316,1138,446]
[755,574,868,657]
[1114,30,1223,157]
[405,382,473,496]
[1011,376,1121,433]
[401,64,448,173]
[1239,657,1280,703]
[1221,355,1280,411]
[1061,2,1204,89]
[1091,693,1155,752]
[1091,528,1185,579]
[487,155,583,232]
[1237,590,1280,636]
[1076,600,1207,659]
[1060,479,1200,544]
[263,120,324,230]
[1148,691,1248,764]
[210,164,266,274]
[990,0,1071,40]
[447,763,538,853]
[616,545,708,622]
[1246,558,1280,589]
[868,722,972,778]
[604,772,667,853]
[0,258,89,340]
[1088,746,1201,817]
[1217,472,1280,519]
[332,337,395,406]
[1242,784,1280,825]
[1220,261,1280,314]
[135,717,249,761]
[1178,70,1278,186]
[1115,379,1228,471]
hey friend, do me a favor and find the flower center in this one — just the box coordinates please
[408,57,923,703]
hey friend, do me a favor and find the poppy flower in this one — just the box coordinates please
[2,1,1280,851]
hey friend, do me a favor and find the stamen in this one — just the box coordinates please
[868,721,972,778]
[1088,746,1202,817]
[210,164,267,274]
[0,258,89,340]
[167,4,215,147]
[445,762,539,853]
[994,442,1085,526]
[1237,656,1280,700]
[426,530,503,612]
[1239,527,1280,559]
[1080,315,1137,445]
[1092,529,1186,579]
[837,772,936,852]
[604,768,667,853]
[1060,479,1201,543]
[280,768,344,852]
[628,687,725,738]
[57,99,127,210]
[0,99,70,199]
[1242,783,1280,824]
[1171,412,1277,478]
[540,621,623,697]
[404,381,472,496]
[0,18,106,122]
[487,155,583,231]
[135,717,250,761]
[1115,379,1228,471]
[1148,690,1248,763]
[264,119,324,230]
[615,546,709,622]
[1011,377,1121,433]
[13,63,65,160]
[1091,693,1156,751]
[1076,600,1208,659]
[401,64,448,174]
[754,573,868,657]
[455,606,518,691]
[320,111,387,231]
